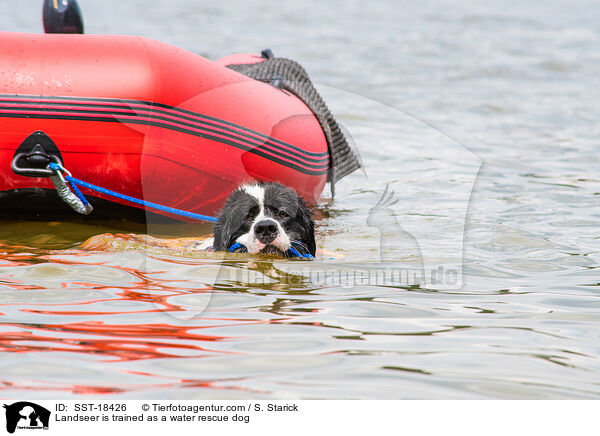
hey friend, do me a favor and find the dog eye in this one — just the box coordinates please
[246,206,259,221]
[278,210,288,218]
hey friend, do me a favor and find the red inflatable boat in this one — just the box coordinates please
[0,31,359,222]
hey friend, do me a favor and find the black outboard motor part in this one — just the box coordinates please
[42,0,84,34]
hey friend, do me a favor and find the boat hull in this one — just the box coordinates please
[0,32,330,221]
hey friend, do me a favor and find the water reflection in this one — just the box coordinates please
[2,0,600,399]
[0,236,599,399]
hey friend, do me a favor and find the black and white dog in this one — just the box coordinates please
[213,181,316,257]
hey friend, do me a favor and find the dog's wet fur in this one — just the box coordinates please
[213,181,315,257]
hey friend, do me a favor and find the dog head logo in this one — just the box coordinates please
[3,402,50,434]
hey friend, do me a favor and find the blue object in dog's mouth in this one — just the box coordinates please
[229,242,313,259]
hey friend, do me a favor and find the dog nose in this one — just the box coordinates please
[254,219,278,244]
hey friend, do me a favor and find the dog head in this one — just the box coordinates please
[213,181,315,257]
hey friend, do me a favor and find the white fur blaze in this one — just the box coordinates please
[241,184,265,210]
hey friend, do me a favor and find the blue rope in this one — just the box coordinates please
[67,175,219,222]
[229,242,247,253]
[230,241,313,259]
[48,163,218,223]
[68,179,90,207]
[289,244,314,259]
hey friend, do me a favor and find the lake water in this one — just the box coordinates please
[1,0,599,399]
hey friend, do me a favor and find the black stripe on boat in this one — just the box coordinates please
[0,94,330,161]
[0,95,331,175]
[0,106,329,170]
[0,112,328,176]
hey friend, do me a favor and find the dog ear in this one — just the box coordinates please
[305,216,316,256]
[213,197,238,251]
[212,220,226,251]
[297,198,316,256]
[213,210,234,251]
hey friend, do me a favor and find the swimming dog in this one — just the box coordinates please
[81,181,316,258]
[214,181,316,257]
